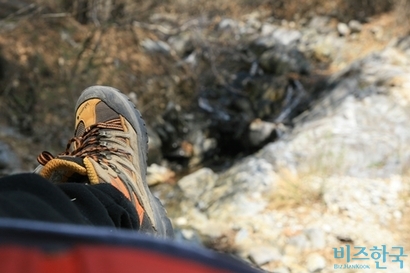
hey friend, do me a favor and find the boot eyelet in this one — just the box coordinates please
[108,163,121,174]
[99,152,112,160]
[99,131,111,137]
[100,141,108,147]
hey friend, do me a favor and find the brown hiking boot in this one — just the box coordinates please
[35,86,173,237]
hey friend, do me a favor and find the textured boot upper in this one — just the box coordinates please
[37,99,153,231]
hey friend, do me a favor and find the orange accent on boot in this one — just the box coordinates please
[110,177,146,224]
[83,157,100,184]
[132,192,146,225]
[110,177,131,200]
[75,98,101,130]
[40,159,87,181]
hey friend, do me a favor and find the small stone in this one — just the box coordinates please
[234,228,249,244]
[246,18,262,31]
[168,33,193,57]
[306,253,326,273]
[371,26,383,40]
[348,20,362,33]
[272,28,302,46]
[198,221,225,238]
[174,229,203,246]
[394,210,402,219]
[336,234,354,243]
[248,246,282,266]
[181,229,195,240]
[288,234,309,250]
[177,168,217,201]
[288,264,309,273]
[218,18,238,30]
[146,164,175,186]
[282,254,297,265]
[175,217,188,226]
[305,228,326,249]
[253,27,301,51]
[128,92,138,105]
[310,34,342,62]
[261,23,276,36]
[141,39,171,54]
[337,22,350,36]
[248,119,277,147]
[322,224,332,232]
[272,267,290,273]
[259,46,310,75]
[308,16,331,34]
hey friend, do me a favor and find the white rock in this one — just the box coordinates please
[305,228,326,249]
[337,22,350,36]
[248,119,277,147]
[348,20,362,33]
[248,246,282,266]
[308,16,331,32]
[261,23,276,36]
[181,229,195,240]
[177,168,217,200]
[218,18,239,30]
[234,228,249,244]
[393,210,402,219]
[273,28,302,46]
[147,164,175,186]
[141,39,171,54]
[175,217,188,226]
[305,253,326,273]
[272,267,290,273]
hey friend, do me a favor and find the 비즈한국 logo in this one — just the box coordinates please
[333,245,408,270]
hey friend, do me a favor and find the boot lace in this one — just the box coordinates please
[37,118,130,167]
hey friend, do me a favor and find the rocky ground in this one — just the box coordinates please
[1,1,410,272]
[157,44,410,272]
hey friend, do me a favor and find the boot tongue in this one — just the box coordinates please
[39,156,89,183]
[75,121,86,137]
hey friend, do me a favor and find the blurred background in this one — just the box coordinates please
[1,0,410,272]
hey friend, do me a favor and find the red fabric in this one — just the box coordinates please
[0,245,231,273]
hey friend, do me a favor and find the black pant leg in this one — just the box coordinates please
[58,183,139,229]
[0,173,90,225]
[0,173,139,229]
